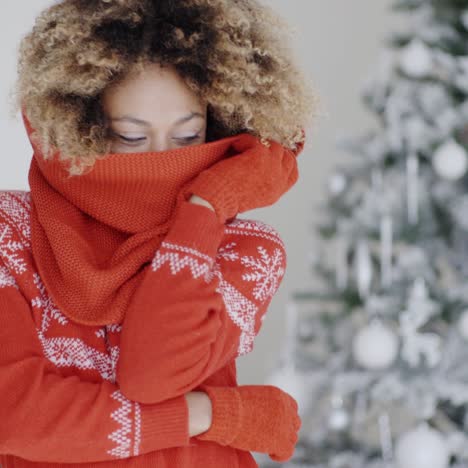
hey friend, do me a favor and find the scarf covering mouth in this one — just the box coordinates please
[22,109,300,325]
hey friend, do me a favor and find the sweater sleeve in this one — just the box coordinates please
[117,199,287,404]
[0,268,192,464]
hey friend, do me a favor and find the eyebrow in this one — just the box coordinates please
[110,111,205,127]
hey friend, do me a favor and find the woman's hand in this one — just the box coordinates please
[194,384,301,462]
[181,133,303,224]
[185,391,213,437]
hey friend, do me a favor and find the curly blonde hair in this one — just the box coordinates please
[11,0,319,176]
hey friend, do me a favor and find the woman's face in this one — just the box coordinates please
[102,62,207,153]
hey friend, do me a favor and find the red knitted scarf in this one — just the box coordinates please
[22,111,295,325]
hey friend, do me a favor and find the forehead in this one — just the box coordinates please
[102,63,206,120]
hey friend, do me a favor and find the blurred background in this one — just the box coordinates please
[0,0,399,385]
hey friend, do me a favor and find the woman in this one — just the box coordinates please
[0,0,317,467]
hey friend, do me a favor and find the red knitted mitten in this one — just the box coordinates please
[195,384,301,462]
[180,131,305,224]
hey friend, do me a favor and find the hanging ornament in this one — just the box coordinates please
[380,215,393,289]
[353,240,373,299]
[400,278,442,368]
[432,139,468,181]
[462,10,468,31]
[335,234,349,291]
[386,94,406,153]
[328,171,347,196]
[410,277,430,304]
[411,338,442,369]
[399,39,433,78]
[379,412,394,465]
[352,319,399,370]
[327,393,350,432]
[457,309,468,340]
[395,423,449,468]
[406,153,419,225]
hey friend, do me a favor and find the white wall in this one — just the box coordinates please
[0,1,400,383]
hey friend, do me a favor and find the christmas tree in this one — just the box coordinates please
[257,1,468,467]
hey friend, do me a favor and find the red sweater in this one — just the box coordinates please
[0,189,288,467]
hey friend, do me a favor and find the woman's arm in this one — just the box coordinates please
[117,198,287,404]
[0,268,194,464]
[186,391,213,437]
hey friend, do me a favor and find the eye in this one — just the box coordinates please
[117,134,146,143]
[176,134,201,144]
[111,130,201,146]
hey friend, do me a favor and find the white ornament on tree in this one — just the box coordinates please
[328,394,350,432]
[432,139,468,181]
[406,153,419,224]
[335,234,350,291]
[395,423,449,468]
[458,309,468,340]
[328,171,347,196]
[400,39,433,78]
[328,407,350,432]
[352,319,399,370]
[380,215,393,288]
[354,240,373,300]
[379,412,394,464]
[400,278,442,368]
[462,10,468,31]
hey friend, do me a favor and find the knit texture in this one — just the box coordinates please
[195,384,301,462]
[22,110,303,326]
[181,132,304,224]
[0,189,289,467]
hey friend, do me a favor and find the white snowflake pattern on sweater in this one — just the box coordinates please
[241,245,285,302]
[0,190,286,369]
[151,226,285,357]
[0,191,144,460]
